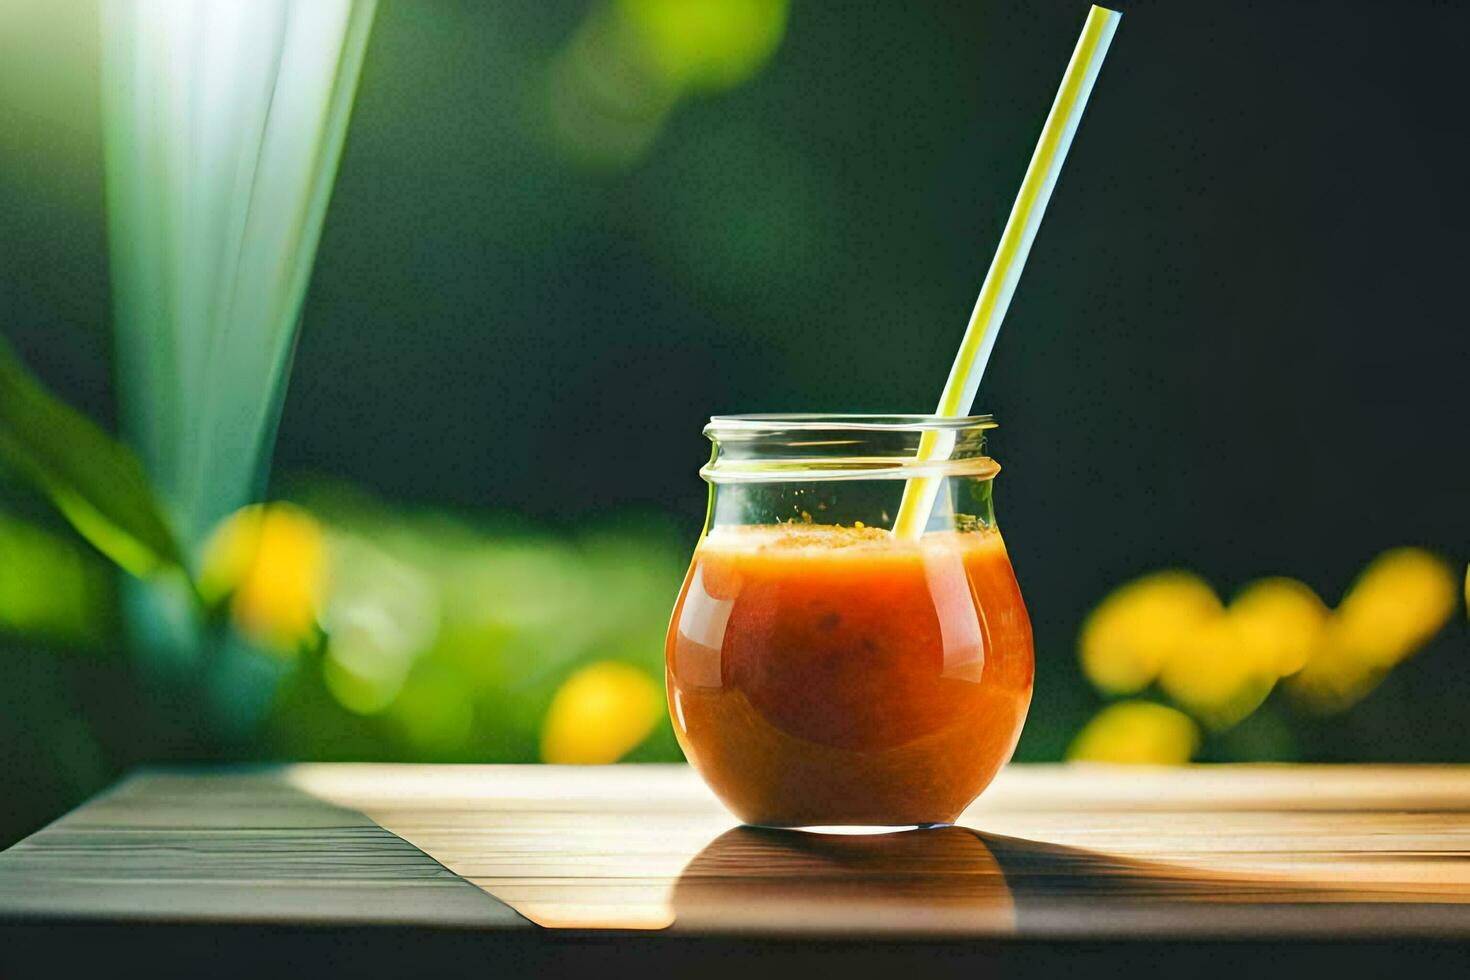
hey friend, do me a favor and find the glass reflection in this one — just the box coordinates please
[671,825,1016,934]
[668,823,1384,937]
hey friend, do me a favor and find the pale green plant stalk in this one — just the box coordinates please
[99,1,375,710]
[101,0,377,555]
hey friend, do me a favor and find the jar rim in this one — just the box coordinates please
[700,413,999,483]
[706,413,997,434]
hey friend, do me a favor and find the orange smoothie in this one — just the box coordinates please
[667,524,1033,827]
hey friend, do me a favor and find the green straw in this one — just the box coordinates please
[892,5,1121,539]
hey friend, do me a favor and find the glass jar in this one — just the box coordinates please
[667,415,1033,830]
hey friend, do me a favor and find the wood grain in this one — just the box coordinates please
[0,768,523,928]
[288,763,1470,936]
[3,763,1469,943]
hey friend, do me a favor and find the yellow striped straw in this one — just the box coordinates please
[892,5,1121,539]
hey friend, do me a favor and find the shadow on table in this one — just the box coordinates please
[668,824,1371,936]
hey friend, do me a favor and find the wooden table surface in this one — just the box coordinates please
[2,764,1469,975]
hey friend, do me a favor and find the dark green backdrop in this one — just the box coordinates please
[2,0,1466,781]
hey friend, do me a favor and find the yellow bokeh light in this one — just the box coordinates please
[1333,548,1456,669]
[1288,549,1457,714]
[620,0,789,93]
[199,503,326,653]
[1074,549,1460,731]
[1079,571,1222,695]
[541,660,663,764]
[1229,577,1329,678]
[1157,615,1276,731]
[1286,621,1380,714]
[547,0,788,170]
[1067,700,1200,765]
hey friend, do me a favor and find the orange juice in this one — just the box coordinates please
[667,523,1033,827]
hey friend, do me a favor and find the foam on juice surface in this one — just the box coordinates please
[699,523,1002,558]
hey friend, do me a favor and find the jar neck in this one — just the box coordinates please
[698,416,1002,537]
[707,475,997,536]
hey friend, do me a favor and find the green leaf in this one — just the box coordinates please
[0,509,117,651]
[0,336,182,576]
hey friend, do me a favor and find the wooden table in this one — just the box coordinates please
[2,764,1468,976]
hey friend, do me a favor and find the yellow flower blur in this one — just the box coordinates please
[1229,577,1329,677]
[1332,548,1456,668]
[1287,622,1379,714]
[1067,700,1199,765]
[1157,615,1276,731]
[199,503,326,653]
[1076,549,1459,739]
[1079,571,1221,694]
[1289,548,1457,714]
[541,661,663,764]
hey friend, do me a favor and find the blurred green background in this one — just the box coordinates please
[0,0,1466,847]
